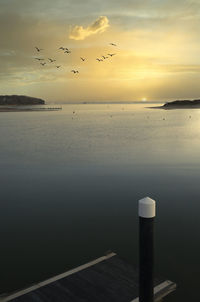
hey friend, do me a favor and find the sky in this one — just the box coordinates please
[1,0,200,103]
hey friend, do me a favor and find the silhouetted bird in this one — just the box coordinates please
[96,58,103,62]
[108,53,116,57]
[71,70,79,73]
[110,43,117,46]
[56,66,61,68]
[40,62,46,66]
[102,56,108,59]
[59,47,65,50]
[48,58,56,63]
[35,47,43,52]
[80,57,86,61]
[64,50,71,54]
[35,58,44,61]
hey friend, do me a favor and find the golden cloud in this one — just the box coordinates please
[69,16,109,40]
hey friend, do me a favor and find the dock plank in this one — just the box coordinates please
[0,253,176,302]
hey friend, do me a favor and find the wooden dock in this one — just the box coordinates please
[0,252,176,302]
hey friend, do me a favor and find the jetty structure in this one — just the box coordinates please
[0,197,176,302]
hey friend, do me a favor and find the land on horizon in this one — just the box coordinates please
[2,95,200,108]
[149,99,200,110]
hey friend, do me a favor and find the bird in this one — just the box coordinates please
[110,43,117,46]
[71,70,79,73]
[64,50,71,54]
[59,47,65,50]
[73,111,75,114]
[102,56,108,59]
[56,65,61,68]
[48,58,56,63]
[35,58,44,61]
[80,57,86,61]
[40,62,46,66]
[108,53,116,57]
[96,58,103,62]
[35,47,43,52]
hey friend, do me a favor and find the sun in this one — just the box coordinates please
[141,98,147,102]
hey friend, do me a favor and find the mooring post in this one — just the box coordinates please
[139,197,156,302]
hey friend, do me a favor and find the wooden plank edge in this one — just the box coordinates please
[130,280,177,302]
[0,252,116,302]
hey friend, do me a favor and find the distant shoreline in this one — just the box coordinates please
[148,99,200,110]
[0,95,45,106]
[148,106,200,110]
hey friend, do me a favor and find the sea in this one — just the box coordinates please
[1,103,200,301]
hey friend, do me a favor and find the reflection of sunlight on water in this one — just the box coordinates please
[56,104,200,167]
[1,103,200,168]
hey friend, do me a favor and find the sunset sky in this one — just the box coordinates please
[1,0,200,103]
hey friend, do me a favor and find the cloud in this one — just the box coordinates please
[69,16,109,40]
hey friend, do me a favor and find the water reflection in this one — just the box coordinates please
[0,104,200,301]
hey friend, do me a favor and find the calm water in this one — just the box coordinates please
[1,103,200,301]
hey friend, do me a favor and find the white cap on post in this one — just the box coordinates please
[139,197,156,218]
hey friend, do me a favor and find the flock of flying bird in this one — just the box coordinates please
[34,43,117,74]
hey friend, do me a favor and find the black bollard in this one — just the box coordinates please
[139,197,156,302]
